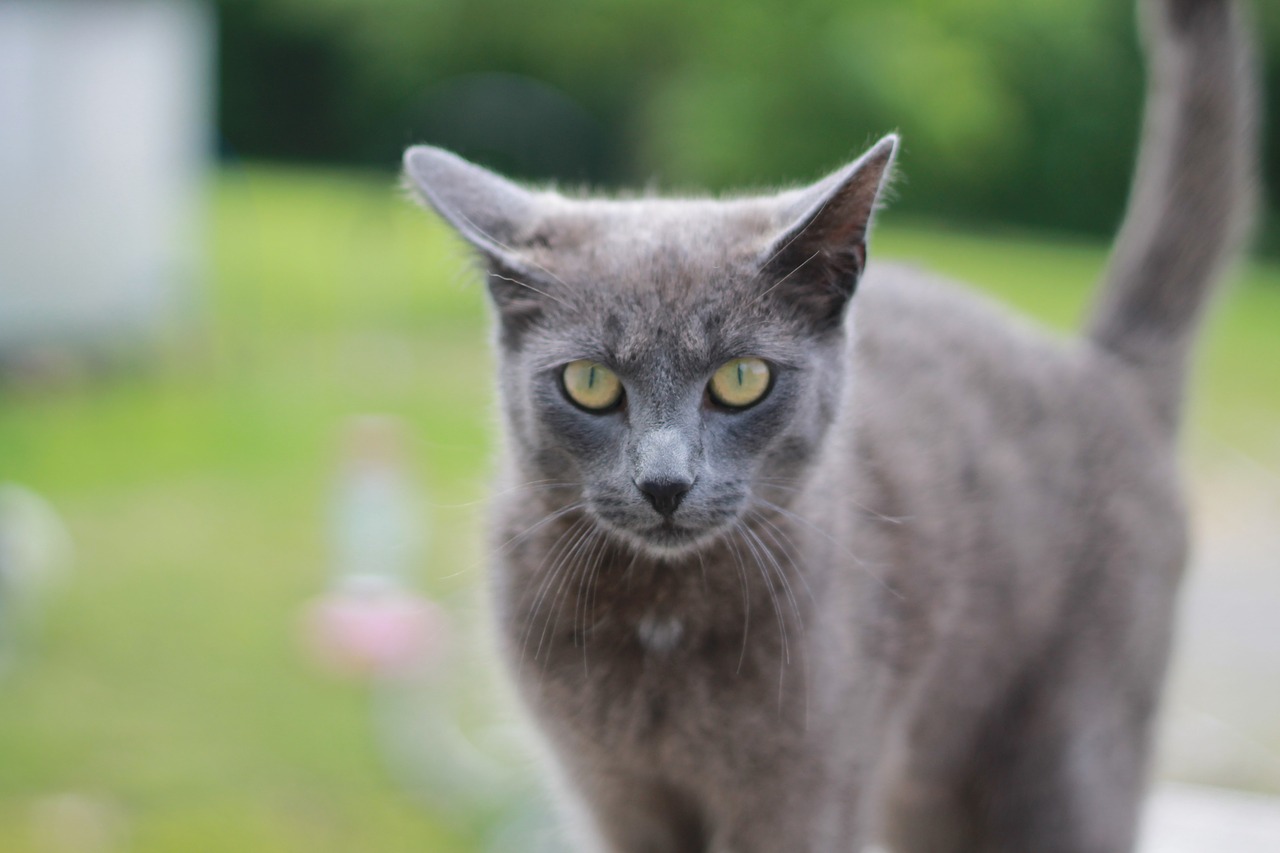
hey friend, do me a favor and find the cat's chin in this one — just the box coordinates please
[598,516,732,560]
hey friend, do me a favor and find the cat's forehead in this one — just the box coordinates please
[530,275,804,379]
[522,196,783,296]
[536,296,801,380]
[517,198,810,373]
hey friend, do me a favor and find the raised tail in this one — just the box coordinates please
[1087,0,1259,428]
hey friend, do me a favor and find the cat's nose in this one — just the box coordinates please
[637,477,693,518]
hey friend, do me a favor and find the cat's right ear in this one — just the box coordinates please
[402,146,552,326]
[759,135,898,331]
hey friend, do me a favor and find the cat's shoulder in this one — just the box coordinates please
[847,258,1166,476]
[853,260,1078,377]
[846,260,1124,448]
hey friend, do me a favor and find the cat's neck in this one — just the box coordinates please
[495,494,831,661]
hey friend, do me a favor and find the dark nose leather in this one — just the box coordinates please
[637,477,692,518]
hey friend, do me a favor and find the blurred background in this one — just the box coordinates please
[0,0,1277,850]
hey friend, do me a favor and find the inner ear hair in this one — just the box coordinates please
[759,135,898,327]
[484,256,561,322]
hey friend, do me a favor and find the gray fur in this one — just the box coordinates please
[402,0,1257,850]
[1088,0,1258,426]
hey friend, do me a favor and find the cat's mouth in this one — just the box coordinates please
[584,490,746,557]
[653,517,696,538]
[593,512,732,557]
[641,522,715,554]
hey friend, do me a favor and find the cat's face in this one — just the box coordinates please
[491,225,848,555]
[404,141,896,556]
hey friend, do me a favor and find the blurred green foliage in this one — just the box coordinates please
[214,0,1280,248]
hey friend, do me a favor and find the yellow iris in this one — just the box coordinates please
[709,358,771,408]
[563,360,623,410]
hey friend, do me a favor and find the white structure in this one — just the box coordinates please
[0,0,212,355]
[1140,784,1280,853]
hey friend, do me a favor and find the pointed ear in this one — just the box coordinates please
[403,145,539,260]
[760,135,898,329]
[402,146,554,330]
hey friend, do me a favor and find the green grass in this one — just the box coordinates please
[0,166,1277,851]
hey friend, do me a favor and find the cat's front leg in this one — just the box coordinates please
[574,778,866,853]
[562,751,869,853]
[704,769,870,853]
[564,773,710,853]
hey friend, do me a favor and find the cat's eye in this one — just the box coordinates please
[708,358,771,409]
[562,360,624,411]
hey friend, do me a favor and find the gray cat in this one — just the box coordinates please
[402,0,1257,849]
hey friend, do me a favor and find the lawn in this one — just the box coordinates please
[1,166,1277,851]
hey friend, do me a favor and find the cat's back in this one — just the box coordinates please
[852,259,1156,454]
[843,261,1186,601]
[852,260,1108,445]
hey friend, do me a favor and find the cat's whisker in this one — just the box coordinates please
[518,525,577,664]
[526,533,588,674]
[745,512,809,628]
[564,528,609,676]
[743,516,812,728]
[756,250,820,302]
[525,515,596,662]
[742,520,798,627]
[518,515,591,664]
[755,478,911,525]
[534,526,592,649]
[429,480,578,510]
[622,545,643,590]
[723,529,752,676]
[448,206,578,297]
[537,524,603,662]
[743,526,800,686]
[575,528,606,648]
[493,478,580,497]
[579,531,613,678]
[752,479,801,490]
[489,271,571,309]
[732,520,789,664]
[452,499,584,585]
[755,498,905,601]
[755,194,836,272]
[732,520,792,714]
[749,508,818,611]
[554,523,603,652]
[493,500,585,558]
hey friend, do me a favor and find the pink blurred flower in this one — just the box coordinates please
[300,576,449,678]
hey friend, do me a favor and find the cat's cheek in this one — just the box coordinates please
[707,389,827,497]
[523,388,631,487]
[545,405,621,452]
[758,435,819,482]
[708,390,795,459]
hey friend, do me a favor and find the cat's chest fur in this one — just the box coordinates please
[493,515,842,757]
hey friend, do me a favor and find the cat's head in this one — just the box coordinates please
[404,138,896,556]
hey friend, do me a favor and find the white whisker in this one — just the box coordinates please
[756,250,820,302]
[755,497,904,601]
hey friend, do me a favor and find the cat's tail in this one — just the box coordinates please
[1086,0,1259,429]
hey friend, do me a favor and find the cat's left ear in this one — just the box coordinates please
[402,146,539,266]
[403,146,555,331]
[760,135,898,329]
